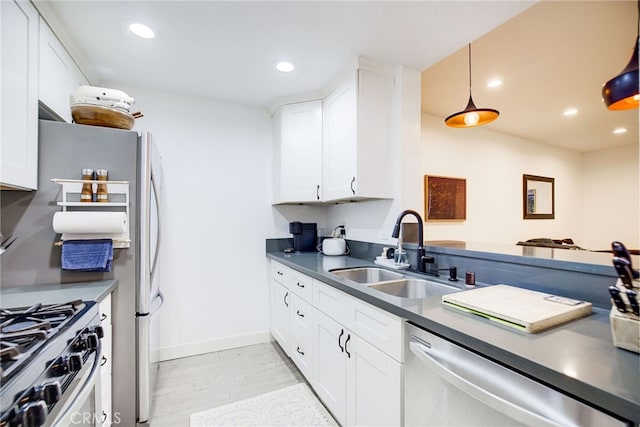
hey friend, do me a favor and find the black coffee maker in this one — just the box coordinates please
[288,222,317,252]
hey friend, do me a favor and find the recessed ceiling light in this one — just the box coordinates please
[487,79,502,88]
[563,108,578,116]
[613,127,628,134]
[276,61,294,73]
[129,23,156,39]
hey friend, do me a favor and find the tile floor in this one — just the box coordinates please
[149,341,306,426]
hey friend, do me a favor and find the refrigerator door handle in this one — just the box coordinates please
[150,169,161,279]
[151,290,165,315]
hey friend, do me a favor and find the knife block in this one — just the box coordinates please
[609,279,639,354]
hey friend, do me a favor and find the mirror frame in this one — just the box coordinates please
[523,174,555,219]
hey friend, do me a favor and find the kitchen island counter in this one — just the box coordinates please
[0,279,118,307]
[267,251,640,425]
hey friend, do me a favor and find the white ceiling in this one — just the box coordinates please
[421,1,639,153]
[39,0,533,106]
[39,1,637,153]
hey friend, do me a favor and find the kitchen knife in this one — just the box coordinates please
[608,286,627,313]
[611,241,639,279]
[612,257,636,289]
[626,289,639,316]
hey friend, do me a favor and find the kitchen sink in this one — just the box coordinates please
[329,267,404,283]
[369,278,461,299]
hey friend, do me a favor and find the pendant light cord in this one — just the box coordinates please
[468,44,472,97]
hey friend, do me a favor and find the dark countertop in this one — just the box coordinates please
[0,279,118,307]
[267,251,640,424]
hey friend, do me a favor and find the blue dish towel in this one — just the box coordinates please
[61,239,113,272]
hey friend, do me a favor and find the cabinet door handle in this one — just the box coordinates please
[350,177,356,195]
[344,333,351,358]
[316,184,320,201]
[277,270,284,276]
[296,346,305,356]
[100,313,108,322]
[284,291,289,307]
[296,282,305,288]
[338,329,345,352]
[100,356,108,367]
[296,310,305,318]
[101,411,107,423]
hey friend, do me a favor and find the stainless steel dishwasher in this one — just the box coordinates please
[405,322,627,427]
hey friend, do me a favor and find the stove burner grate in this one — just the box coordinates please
[0,300,85,385]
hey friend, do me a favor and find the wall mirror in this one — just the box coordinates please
[523,174,554,219]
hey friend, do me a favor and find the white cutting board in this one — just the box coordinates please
[442,284,592,333]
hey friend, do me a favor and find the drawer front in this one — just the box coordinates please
[289,270,313,302]
[100,325,113,377]
[313,280,349,326]
[290,294,313,335]
[348,299,403,362]
[289,330,314,381]
[271,261,290,285]
[99,294,112,327]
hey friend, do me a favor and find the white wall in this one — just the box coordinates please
[420,113,585,246]
[583,143,639,250]
[104,82,275,360]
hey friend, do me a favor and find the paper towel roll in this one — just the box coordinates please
[53,211,127,234]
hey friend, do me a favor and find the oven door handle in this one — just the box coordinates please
[52,341,103,424]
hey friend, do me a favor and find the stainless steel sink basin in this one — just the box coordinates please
[329,267,404,284]
[370,279,461,299]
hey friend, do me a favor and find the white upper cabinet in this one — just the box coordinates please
[322,68,394,202]
[1,0,39,190]
[39,17,89,122]
[273,100,323,204]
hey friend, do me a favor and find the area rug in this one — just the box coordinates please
[190,383,338,426]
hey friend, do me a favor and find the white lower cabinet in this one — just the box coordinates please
[314,310,348,424]
[270,280,290,353]
[314,308,402,426]
[269,260,403,426]
[98,294,113,426]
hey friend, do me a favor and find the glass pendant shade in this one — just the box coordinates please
[602,38,639,111]
[445,44,499,128]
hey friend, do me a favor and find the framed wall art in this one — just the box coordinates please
[423,175,466,221]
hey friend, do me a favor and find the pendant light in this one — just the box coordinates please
[445,44,499,128]
[602,0,639,110]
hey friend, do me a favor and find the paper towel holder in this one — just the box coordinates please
[51,178,131,248]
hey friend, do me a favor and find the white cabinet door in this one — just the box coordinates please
[322,69,394,202]
[270,280,290,354]
[39,17,88,122]
[314,310,347,426]
[347,334,402,426]
[322,74,358,201]
[276,100,323,203]
[1,0,38,190]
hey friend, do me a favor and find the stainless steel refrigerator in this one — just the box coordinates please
[0,119,164,426]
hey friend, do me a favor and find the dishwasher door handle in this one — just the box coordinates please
[410,339,559,427]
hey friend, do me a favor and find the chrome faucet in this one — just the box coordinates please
[391,210,434,274]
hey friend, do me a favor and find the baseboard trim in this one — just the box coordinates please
[152,330,273,362]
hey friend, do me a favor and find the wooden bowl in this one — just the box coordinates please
[71,104,135,130]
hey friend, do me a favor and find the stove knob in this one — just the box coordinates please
[17,401,47,427]
[67,353,83,372]
[50,353,83,376]
[34,382,61,405]
[85,333,99,351]
[91,325,104,339]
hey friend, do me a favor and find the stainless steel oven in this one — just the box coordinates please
[0,300,104,427]
[48,340,103,426]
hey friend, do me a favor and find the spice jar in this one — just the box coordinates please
[81,169,94,202]
[96,169,109,202]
